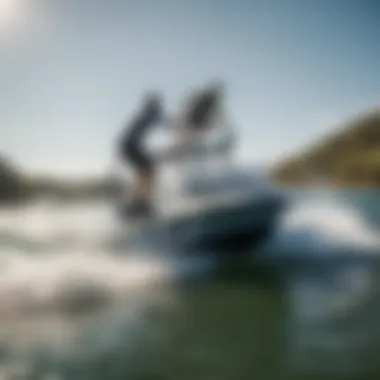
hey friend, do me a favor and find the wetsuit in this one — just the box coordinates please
[119,102,162,174]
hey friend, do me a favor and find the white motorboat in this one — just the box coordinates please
[117,160,287,255]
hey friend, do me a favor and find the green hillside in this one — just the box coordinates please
[271,108,380,186]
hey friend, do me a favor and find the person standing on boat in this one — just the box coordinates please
[117,83,235,217]
[117,92,164,216]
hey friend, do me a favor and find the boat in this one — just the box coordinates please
[114,126,287,255]
[117,162,287,256]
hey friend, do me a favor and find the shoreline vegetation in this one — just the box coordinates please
[270,107,380,187]
[1,107,379,205]
[0,155,122,205]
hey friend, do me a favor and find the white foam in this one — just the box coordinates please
[260,197,380,258]
[0,200,212,319]
[0,247,176,319]
[0,200,120,247]
[0,195,379,317]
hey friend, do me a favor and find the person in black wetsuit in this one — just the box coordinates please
[118,92,163,216]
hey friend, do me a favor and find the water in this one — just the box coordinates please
[0,190,379,380]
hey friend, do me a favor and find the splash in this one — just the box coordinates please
[0,201,182,380]
[0,248,180,380]
[0,202,171,315]
[0,250,177,320]
[259,196,380,259]
[0,200,119,247]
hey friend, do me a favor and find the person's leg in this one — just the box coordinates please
[138,167,155,204]
[127,147,155,213]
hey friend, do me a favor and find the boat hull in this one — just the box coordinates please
[129,194,286,255]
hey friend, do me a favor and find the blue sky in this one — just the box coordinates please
[0,0,379,176]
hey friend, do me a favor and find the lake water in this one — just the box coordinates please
[0,189,379,380]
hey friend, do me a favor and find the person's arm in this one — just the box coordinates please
[153,126,205,163]
[154,141,196,162]
[160,114,180,132]
[160,111,236,161]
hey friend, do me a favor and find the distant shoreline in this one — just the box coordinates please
[271,108,380,187]
[0,158,123,205]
